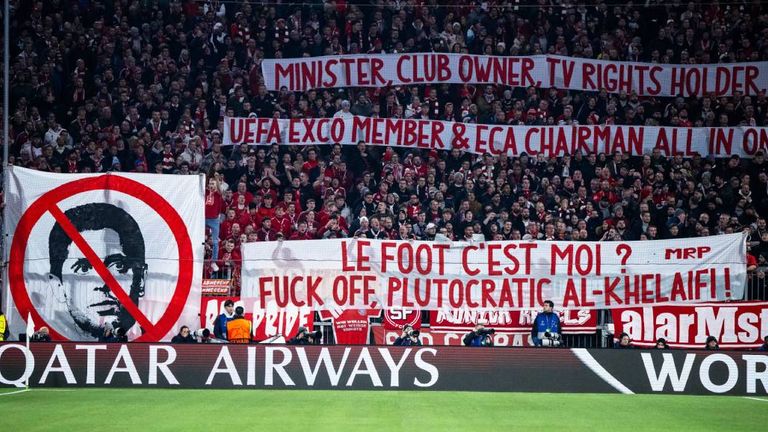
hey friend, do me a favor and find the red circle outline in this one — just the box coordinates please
[9,174,194,342]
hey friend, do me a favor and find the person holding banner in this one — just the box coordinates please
[531,301,562,347]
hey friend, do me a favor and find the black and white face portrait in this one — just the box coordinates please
[48,203,147,339]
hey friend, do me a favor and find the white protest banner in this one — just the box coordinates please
[262,53,768,97]
[240,234,746,312]
[3,167,205,342]
[223,116,768,158]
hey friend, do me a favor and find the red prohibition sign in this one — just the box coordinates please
[9,174,194,342]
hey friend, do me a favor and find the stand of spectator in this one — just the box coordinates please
[3,1,768,295]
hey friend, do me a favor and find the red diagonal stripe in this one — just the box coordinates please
[48,204,154,331]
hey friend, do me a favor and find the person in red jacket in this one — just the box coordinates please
[217,239,241,279]
[220,208,239,241]
[272,206,293,237]
[290,221,315,240]
[231,181,253,207]
[205,178,226,260]
[257,195,277,220]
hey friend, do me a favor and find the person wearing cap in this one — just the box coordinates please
[333,99,353,119]
[423,222,437,241]
[213,300,236,340]
[226,306,251,344]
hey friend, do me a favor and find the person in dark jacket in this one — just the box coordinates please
[212,299,235,340]
[171,326,197,343]
[98,327,117,343]
[705,335,720,350]
[31,326,52,342]
[614,332,634,349]
[531,300,561,346]
[394,325,422,346]
[463,322,494,347]
[288,326,319,345]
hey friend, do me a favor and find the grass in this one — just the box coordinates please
[1,388,766,431]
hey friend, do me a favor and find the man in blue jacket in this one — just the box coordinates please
[531,300,561,347]
[212,300,236,340]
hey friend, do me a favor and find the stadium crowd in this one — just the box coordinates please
[5,0,768,290]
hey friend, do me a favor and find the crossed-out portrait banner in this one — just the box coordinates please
[3,167,205,342]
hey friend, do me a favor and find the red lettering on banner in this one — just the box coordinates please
[582,63,596,90]
[275,62,294,90]
[648,66,662,95]
[550,244,601,276]
[341,240,371,271]
[370,58,386,86]
[713,129,734,155]
[324,59,338,87]
[664,246,711,260]
[670,67,685,96]
[745,66,760,94]
[258,276,324,309]
[228,118,244,144]
[462,245,480,276]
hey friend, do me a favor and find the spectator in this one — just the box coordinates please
[655,338,669,349]
[758,336,768,351]
[615,333,634,349]
[705,336,720,351]
[171,326,197,344]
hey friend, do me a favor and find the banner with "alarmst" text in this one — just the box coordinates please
[240,234,746,312]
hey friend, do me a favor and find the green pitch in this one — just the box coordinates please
[1,388,766,431]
